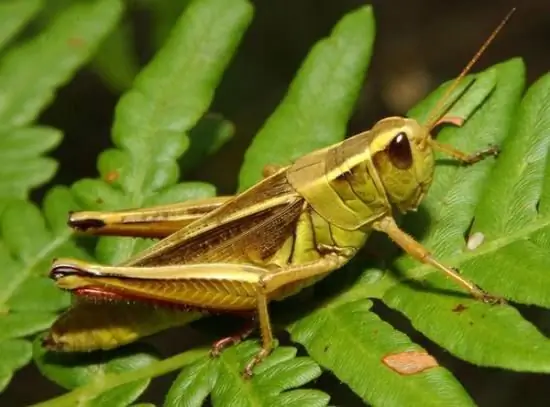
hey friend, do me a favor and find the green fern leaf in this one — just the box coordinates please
[0,0,123,205]
[0,187,89,391]
[146,0,191,49]
[72,0,253,266]
[0,0,123,128]
[238,5,375,190]
[36,4,375,405]
[0,1,129,389]
[35,0,255,403]
[0,0,42,53]
[166,343,328,407]
[378,60,550,372]
[34,341,159,407]
[16,1,550,406]
[0,126,61,200]
[290,299,475,406]
[287,58,550,405]
[92,20,140,93]
[161,6,377,405]
[35,348,208,407]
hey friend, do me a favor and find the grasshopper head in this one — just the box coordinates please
[367,9,514,213]
[369,117,434,213]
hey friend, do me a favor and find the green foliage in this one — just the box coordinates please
[0,187,90,392]
[238,6,375,189]
[381,60,550,373]
[290,299,475,406]
[0,0,123,391]
[71,0,252,265]
[34,341,159,406]
[0,0,122,128]
[0,0,42,53]
[165,343,328,407]
[34,346,208,407]
[0,0,122,203]
[91,20,140,92]
[0,126,61,201]
[0,0,548,406]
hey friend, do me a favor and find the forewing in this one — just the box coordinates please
[125,170,303,267]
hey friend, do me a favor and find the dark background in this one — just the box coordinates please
[4,0,550,405]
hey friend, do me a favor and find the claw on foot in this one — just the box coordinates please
[479,292,506,305]
[479,144,500,160]
[243,348,271,379]
[489,145,500,157]
[469,285,506,305]
[463,145,500,165]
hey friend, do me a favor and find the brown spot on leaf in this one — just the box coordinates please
[452,303,467,313]
[382,351,439,375]
[104,171,119,183]
[68,37,85,48]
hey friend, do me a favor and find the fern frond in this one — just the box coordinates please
[0,0,123,204]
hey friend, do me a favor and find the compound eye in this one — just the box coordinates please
[388,132,413,170]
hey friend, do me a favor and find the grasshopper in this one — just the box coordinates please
[45,9,514,376]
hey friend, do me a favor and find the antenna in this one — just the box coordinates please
[425,8,516,130]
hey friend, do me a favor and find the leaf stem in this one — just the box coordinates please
[32,348,209,407]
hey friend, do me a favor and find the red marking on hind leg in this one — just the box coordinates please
[210,319,256,357]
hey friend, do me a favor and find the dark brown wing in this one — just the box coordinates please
[125,170,304,267]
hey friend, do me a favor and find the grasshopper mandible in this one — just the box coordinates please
[45,9,514,376]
